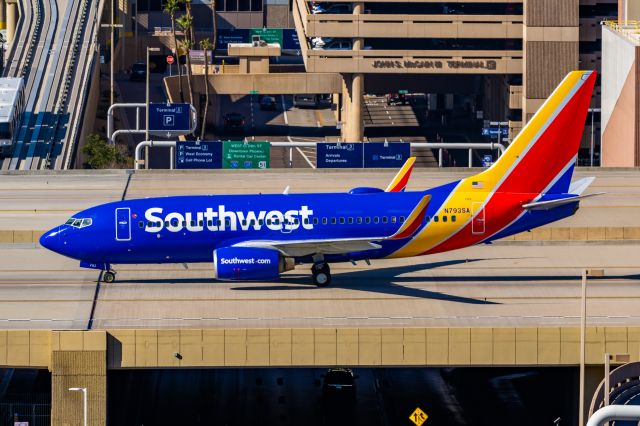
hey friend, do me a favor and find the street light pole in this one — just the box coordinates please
[146,46,160,169]
[101,0,123,109]
[579,269,587,426]
[68,387,87,426]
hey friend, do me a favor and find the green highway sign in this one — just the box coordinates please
[249,90,259,95]
[249,28,283,46]
[398,89,409,94]
[222,141,270,169]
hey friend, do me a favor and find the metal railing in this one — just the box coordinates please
[134,140,506,170]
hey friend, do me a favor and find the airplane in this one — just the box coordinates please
[40,70,601,286]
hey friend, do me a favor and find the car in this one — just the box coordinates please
[386,92,409,106]
[312,3,352,14]
[322,368,357,402]
[223,113,245,132]
[129,63,146,82]
[259,96,276,111]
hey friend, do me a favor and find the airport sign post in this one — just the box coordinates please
[317,143,364,168]
[175,141,223,169]
[222,141,270,169]
[363,142,411,168]
[148,103,195,138]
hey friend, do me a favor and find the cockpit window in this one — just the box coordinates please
[65,217,93,229]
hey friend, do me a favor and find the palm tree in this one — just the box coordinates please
[177,14,194,109]
[211,0,217,62]
[163,0,184,102]
[184,0,195,46]
[199,38,211,139]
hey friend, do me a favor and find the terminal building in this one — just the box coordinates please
[118,0,617,162]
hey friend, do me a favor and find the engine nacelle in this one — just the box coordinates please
[213,247,293,281]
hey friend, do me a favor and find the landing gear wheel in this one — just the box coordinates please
[103,271,116,284]
[312,263,331,287]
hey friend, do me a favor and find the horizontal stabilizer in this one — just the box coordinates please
[522,192,604,211]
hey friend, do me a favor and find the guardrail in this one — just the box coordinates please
[134,140,506,170]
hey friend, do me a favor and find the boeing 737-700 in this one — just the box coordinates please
[40,70,601,286]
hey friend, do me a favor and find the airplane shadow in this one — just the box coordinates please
[232,259,498,305]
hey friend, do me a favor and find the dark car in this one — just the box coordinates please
[322,368,357,402]
[223,113,245,132]
[386,92,408,106]
[259,96,277,111]
[130,63,146,82]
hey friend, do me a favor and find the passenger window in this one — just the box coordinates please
[373,217,379,224]
[434,216,439,222]
[452,215,457,222]
[225,219,231,226]
[164,221,170,227]
[190,220,196,227]
[356,217,362,224]
[365,217,371,224]
[331,218,337,224]
[249,220,255,226]
[241,220,247,226]
[313,218,319,225]
[348,217,353,224]
[259,219,264,225]
[382,217,388,224]
[266,219,272,225]
[304,218,310,225]
[426,216,431,222]
[339,217,345,224]
[391,216,397,223]
[207,220,213,226]
[399,216,406,223]
[138,221,144,228]
[322,218,328,225]
[443,216,448,223]
[181,221,187,227]
[216,219,221,226]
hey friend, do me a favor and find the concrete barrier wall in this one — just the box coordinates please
[1,328,639,369]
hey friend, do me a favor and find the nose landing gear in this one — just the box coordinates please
[102,270,116,283]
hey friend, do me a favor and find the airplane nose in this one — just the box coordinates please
[39,226,63,253]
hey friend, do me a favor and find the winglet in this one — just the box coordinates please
[389,194,431,240]
[385,157,416,192]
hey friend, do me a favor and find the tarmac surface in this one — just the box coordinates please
[0,169,638,330]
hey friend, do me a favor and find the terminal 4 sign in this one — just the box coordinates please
[148,103,195,138]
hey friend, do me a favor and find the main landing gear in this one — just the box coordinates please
[312,262,331,287]
[102,270,116,284]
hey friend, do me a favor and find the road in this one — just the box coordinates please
[0,169,638,329]
[0,243,638,329]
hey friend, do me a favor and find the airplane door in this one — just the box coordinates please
[472,202,485,235]
[115,207,131,241]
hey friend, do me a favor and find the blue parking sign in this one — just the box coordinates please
[148,103,193,137]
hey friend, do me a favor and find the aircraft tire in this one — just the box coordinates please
[312,263,331,287]
[103,271,116,284]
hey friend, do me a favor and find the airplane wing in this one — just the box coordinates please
[385,157,416,192]
[233,194,431,257]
